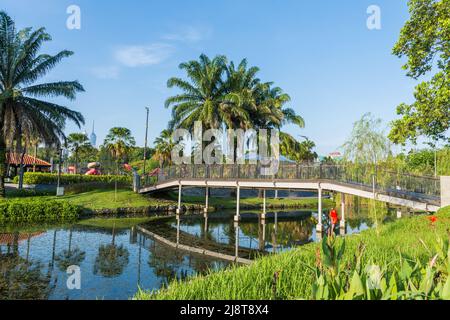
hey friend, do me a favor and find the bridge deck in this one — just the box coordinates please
[140,178,440,212]
[139,165,441,212]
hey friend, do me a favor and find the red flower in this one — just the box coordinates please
[428,216,438,224]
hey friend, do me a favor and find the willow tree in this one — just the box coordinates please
[0,12,84,196]
[342,113,391,166]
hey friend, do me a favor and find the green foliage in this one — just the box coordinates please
[0,11,85,197]
[0,198,80,224]
[389,0,450,144]
[342,113,391,165]
[311,235,450,300]
[103,127,136,167]
[135,206,450,300]
[5,188,53,198]
[12,172,131,185]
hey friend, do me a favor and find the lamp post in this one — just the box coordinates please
[143,107,150,177]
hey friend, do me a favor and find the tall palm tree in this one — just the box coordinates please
[165,54,228,130]
[152,129,175,172]
[103,127,136,174]
[0,12,85,196]
[67,133,90,174]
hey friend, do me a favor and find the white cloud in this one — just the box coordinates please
[162,25,212,43]
[91,66,120,79]
[115,43,174,67]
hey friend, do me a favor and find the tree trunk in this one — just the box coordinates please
[33,143,37,172]
[18,145,26,190]
[0,134,6,198]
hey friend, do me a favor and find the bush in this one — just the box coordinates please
[64,182,131,195]
[0,198,80,224]
[13,172,132,186]
[5,188,53,197]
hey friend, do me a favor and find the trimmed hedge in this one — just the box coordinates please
[0,198,80,224]
[13,172,132,185]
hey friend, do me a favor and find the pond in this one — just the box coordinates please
[0,206,393,300]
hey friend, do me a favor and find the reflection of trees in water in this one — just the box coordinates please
[146,238,225,288]
[55,229,86,271]
[93,226,129,278]
[239,218,315,247]
[147,240,187,286]
[0,233,52,300]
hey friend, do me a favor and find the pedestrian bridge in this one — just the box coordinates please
[139,164,443,214]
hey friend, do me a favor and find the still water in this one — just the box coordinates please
[0,208,389,300]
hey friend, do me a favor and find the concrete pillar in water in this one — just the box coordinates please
[204,186,209,215]
[234,185,241,222]
[176,214,180,246]
[234,221,240,261]
[176,183,182,215]
[316,185,323,233]
[340,193,346,229]
[261,189,267,220]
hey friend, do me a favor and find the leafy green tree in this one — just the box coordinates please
[165,54,305,163]
[389,0,449,145]
[342,113,391,165]
[67,133,91,173]
[153,129,175,170]
[0,12,84,196]
[165,54,228,130]
[103,127,136,174]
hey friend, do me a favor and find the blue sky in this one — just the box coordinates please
[2,0,419,155]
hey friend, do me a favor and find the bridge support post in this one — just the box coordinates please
[234,185,241,222]
[234,221,240,261]
[340,193,346,229]
[261,189,267,220]
[176,214,180,246]
[316,185,323,233]
[204,186,209,216]
[176,183,182,215]
[397,209,402,219]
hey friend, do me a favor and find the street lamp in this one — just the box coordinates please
[143,107,150,177]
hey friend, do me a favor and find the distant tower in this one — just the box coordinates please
[90,121,97,147]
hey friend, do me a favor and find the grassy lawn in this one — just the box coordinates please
[44,189,178,210]
[5,187,327,212]
[135,206,449,300]
[173,194,333,210]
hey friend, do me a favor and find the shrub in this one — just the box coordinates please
[64,182,131,195]
[0,198,80,224]
[5,188,53,198]
[13,172,132,186]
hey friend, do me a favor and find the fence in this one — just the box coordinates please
[142,164,441,199]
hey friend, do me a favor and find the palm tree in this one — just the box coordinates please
[165,54,228,130]
[67,133,90,174]
[152,129,175,172]
[103,127,136,174]
[0,12,85,196]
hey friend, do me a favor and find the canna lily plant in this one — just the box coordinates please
[309,234,450,300]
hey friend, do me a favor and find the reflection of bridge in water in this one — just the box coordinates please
[139,164,444,233]
[135,212,316,265]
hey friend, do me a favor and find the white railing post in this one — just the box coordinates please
[234,185,241,222]
[316,184,323,233]
[340,193,346,229]
[441,176,450,208]
[176,183,182,215]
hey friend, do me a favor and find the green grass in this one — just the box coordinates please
[135,206,450,300]
[6,187,327,212]
[43,189,178,211]
[174,194,333,210]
